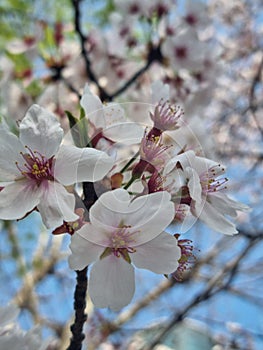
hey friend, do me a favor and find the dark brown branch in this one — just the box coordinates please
[108,45,163,101]
[67,267,88,350]
[71,0,163,102]
[71,0,110,101]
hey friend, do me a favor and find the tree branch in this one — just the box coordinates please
[67,267,88,350]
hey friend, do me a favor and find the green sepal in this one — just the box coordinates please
[121,249,131,264]
[65,110,90,148]
[100,247,112,260]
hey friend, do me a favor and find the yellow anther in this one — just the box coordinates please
[32,163,39,170]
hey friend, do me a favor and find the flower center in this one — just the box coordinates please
[16,146,54,183]
[100,225,138,263]
[199,164,228,193]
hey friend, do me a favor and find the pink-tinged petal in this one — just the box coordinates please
[80,84,105,127]
[68,231,104,270]
[37,181,78,228]
[89,255,135,311]
[89,189,175,245]
[0,129,24,181]
[193,200,238,235]
[132,232,181,274]
[19,104,64,158]
[0,180,41,220]
[54,145,114,186]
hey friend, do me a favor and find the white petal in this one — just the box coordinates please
[80,84,105,127]
[37,181,78,228]
[125,191,175,244]
[0,129,24,181]
[185,166,202,204]
[103,102,126,125]
[132,232,181,274]
[19,104,64,158]
[103,122,144,144]
[89,255,135,310]
[54,145,113,185]
[75,221,110,247]
[69,230,104,270]
[194,155,222,176]
[0,180,41,220]
[164,150,196,175]
[193,200,238,235]
[207,192,250,217]
[90,188,131,228]
[89,190,175,246]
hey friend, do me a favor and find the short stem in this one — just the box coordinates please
[123,176,137,190]
[120,151,140,174]
[67,267,88,350]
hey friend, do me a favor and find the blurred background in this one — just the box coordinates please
[0,0,262,349]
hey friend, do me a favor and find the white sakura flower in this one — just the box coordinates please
[80,84,143,148]
[69,189,181,310]
[0,105,113,228]
[150,81,184,134]
[165,151,250,235]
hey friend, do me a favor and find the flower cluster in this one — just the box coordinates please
[0,81,249,310]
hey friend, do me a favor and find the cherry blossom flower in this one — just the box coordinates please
[165,151,250,235]
[0,104,113,228]
[131,132,171,182]
[80,84,143,149]
[69,189,181,310]
[148,81,184,139]
[149,99,183,133]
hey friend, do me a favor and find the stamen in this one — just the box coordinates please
[108,224,139,263]
[15,146,54,182]
[200,164,228,193]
